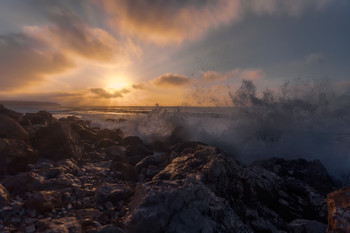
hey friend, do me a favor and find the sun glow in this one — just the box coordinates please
[105,74,130,90]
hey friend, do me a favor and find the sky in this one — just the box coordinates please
[0,0,349,106]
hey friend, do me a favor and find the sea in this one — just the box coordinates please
[8,100,350,179]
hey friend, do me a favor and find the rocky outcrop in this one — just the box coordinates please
[0,114,29,141]
[327,187,350,233]
[0,106,342,233]
[32,122,84,161]
[0,139,38,175]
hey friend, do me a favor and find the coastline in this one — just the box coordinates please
[0,105,347,232]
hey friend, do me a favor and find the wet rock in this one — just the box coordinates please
[254,158,334,194]
[105,146,126,161]
[0,184,10,208]
[2,172,45,194]
[75,128,98,142]
[97,138,118,148]
[74,208,102,221]
[125,144,153,165]
[124,179,252,233]
[97,224,124,233]
[37,217,82,233]
[110,162,137,181]
[97,129,123,142]
[32,122,84,161]
[327,187,350,233]
[0,138,38,175]
[20,111,56,126]
[122,136,143,146]
[95,183,133,204]
[81,220,102,233]
[146,140,171,153]
[0,114,29,141]
[24,191,62,214]
[288,219,327,233]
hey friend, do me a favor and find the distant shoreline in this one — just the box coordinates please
[0,100,60,107]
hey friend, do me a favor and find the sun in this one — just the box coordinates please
[105,74,130,90]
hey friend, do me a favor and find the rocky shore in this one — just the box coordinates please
[0,104,348,233]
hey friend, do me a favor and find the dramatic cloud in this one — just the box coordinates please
[0,10,132,91]
[153,74,191,87]
[97,0,241,44]
[201,69,264,82]
[97,0,332,45]
[90,88,130,98]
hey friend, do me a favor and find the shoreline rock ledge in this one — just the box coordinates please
[0,105,348,233]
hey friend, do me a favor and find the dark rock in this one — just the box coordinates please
[0,104,23,121]
[95,183,132,204]
[110,162,137,182]
[24,191,62,214]
[38,217,82,233]
[32,122,84,161]
[97,138,118,148]
[81,220,102,233]
[97,225,124,233]
[105,146,126,161]
[76,128,98,141]
[122,136,143,146]
[254,158,334,194]
[74,208,102,221]
[124,179,252,233]
[146,140,170,152]
[288,219,327,233]
[2,172,45,194]
[97,129,123,142]
[327,187,350,233]
[125,144,153,165]
[20,111,56,126]
[0,114,29,141]
[0,138,39,175]
[0,184,10,208]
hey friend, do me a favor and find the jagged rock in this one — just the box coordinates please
[97,129,123,142]
[24,191,62,214]
[97,225,124,233]
[0,114,29,141]
[0,104,23,121]
[96,138,118,148]
[32,122,84,161]
[124,179,252,233]
[254,158,334,194]
[122,136,143,146]
[0,184,10,208]
[327,187,350,233]
[37,217,82,233]
[0,138,39,175]
[81,220,102,233]
[20,111,56,126]
[105,146,126,161]
[125,144,153,165]
[288,219,327,233]
[95,183,133,204]
[110,161,137,181]
[1,172,45,194]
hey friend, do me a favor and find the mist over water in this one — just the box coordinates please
[9,80,350,178]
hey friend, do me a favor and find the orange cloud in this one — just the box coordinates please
[97,0,242,45]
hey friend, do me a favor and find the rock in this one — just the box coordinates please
[96,139,118,148]
[146,140,171,152]
[97,129,123,142]
[97,225,124,233]
[0,184,10,208]
[288,219,327,233]
[105,146,126,161]
[125,144,153,165]
[37,217,82,233]
[24,191,62,214]
[0,138,39,175]
[110,162,137,181]
[327,187,350,233]
[95,183,133,204]
[81,220,102,233]
[0,104,23,121]
[20,111,56,126]
[254,158,334,194]
[122,136,143,146]
[32,122,84,161]
[1,172,45,194]
[74,208,102,221]
[0,114,29,141]
[123,179,252,233]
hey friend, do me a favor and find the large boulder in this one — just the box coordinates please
[123,179,252,233]
[20,111,56,126]
[0,138,38,175]
[1,172,45,194]
[24,191,62,214]
[0,114,29,141]
[32,122,84,161]
[327,187,350,233]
